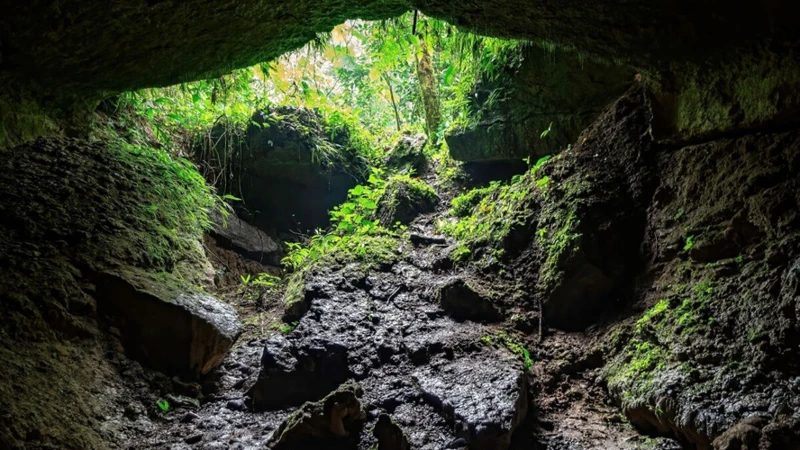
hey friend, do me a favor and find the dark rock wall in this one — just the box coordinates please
[0,137,238,446]
[201,107,368,233]
[446,45,634,163]
[502,86,800,447]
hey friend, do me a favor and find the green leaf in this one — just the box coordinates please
[157,399,170,412]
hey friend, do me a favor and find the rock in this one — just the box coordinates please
[376,176,438,227]
[185,433,204,444]
[247,334,350,410]
[713,417,768,450]
[248,260,526,448]
[436,279,501,322]
[180,412,199,423]
[409,233,447,246]
[445,45,633,164]
[384,133,427,174]
[373,414,411,450]
[203,107,368,232]
[225,399,247,412]
[267,381,366,449]
[412,350,528,450]
[93,271,241,378]
[208,209,281,265]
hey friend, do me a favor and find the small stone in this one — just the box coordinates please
[185,433,203,444]
[226,399,247,411]
[181,412,199,423]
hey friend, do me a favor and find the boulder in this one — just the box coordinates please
[384,133,428,174]
[203,107,368,233]
[373,414,411,450]
[93,270,241,378]
[376,176,438,227]
[412,351,528,450]
[436,279,502,322]
[209,209,281,265]
[445,45,633,164]
[267,381,366,449]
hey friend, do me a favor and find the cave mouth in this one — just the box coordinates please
[3,2,800,450]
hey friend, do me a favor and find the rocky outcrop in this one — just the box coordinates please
[267,381,366,449]
[475,85,800,447]
[436,279,502,322]
[202,107,368,232]
[247,258,529,449]
[446,45,634,163]
[376,176,438,227]
[92,271,240,378]
[384,133,428,174]
[209,209,282,265]
[0,137,242,445]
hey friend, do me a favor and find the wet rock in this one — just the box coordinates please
[436,279,501,322]
[409,233,447,246]
[93,271,241,378]
[412,350,528,450]
[376,177,438,227]
[185,433,204,444]
[208,209,281,265]
[713,416,768,450]
[247,334,349,410]
[181,412,199,423]
[373,414,411,450]
[267,381,366,449]
[248,260,525,448]
[445,45,633,164]
[225,399,247,412]
[384,133,428,174]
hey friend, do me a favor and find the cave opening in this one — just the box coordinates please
[2,2,800,449]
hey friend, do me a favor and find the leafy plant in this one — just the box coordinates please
[279,321,299,333]
[683,235,695,252]
[539,122,553,139]
[157,399,170,412]
[240,274,252,285]
[481,332,534,371]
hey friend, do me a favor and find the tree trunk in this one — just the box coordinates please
[415,35,442,142]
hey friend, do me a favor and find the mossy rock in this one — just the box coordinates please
[376,176,438,227]
[445,45,634,163]
[202,106,369,232]
[384,132,428,174]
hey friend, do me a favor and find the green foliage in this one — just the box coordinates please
[157,399,170,412]
[279,321,299,333]
[481,332,534,371]
[439,155,554,265]
[603,280,715,408]
[683,235,695,251]
[539,122,553,139]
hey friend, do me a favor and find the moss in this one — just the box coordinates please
[283,234,401,318]
[602,281,716,408]
[481,331,534,371]
[653,46,800,142]
[376,175,437,227]
[439,169,543,263]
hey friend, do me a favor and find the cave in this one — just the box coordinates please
[1,1,800,449]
